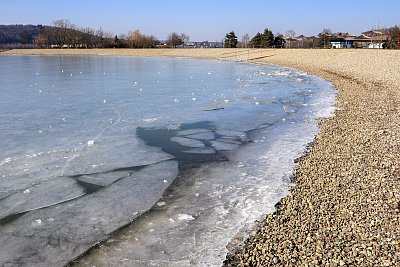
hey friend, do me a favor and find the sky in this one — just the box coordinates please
[1,0,399,41]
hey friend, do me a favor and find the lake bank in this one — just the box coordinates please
[229,50,400,266]
[4,48,400,265]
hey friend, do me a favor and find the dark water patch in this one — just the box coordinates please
[76,180,104,194]
[72,165,148,192]
[204,107,225,111]
[0,212,27,226]
[136,121,254,168]
[180,121,216,131]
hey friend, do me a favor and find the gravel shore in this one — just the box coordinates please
[223,49,400,266]
[3,48,400,266]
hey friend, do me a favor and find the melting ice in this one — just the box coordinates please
[0,55,335,266]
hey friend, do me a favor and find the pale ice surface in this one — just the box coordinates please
[0,55,336,266]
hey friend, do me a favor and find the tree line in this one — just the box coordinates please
[224,29,284,48]
[0,20,190,49]
[1,21,399,50]
[224,26,400,49]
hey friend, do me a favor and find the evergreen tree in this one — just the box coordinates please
[261,28,274,48]
[224,31,238,48]
[250,32,263,48]
[250,29,275,48]
[113,35,119,48]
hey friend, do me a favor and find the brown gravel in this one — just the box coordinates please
[4,48,400,266]
[225,50,400,266]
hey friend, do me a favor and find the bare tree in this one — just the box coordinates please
[180,33,190,47]
[241,34,250,48]
[167,32,183,48]
[52,19,75,47]
[321,28,332,35]
[286,29,296,38]
[127,30,143,48]
[52,19,66,46]
[80,27,95,48]
[34,34,48,48]
[127,30,159,48]
[102,31,115,48]
[285,29,297,49]
[69,25,82,48]
[143,35,158,48]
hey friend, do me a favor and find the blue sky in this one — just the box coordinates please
[1,0,399,41]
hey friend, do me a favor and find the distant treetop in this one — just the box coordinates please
[224,31,238,48]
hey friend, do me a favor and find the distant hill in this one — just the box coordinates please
[0,24,117,48]
[0,24,45,46]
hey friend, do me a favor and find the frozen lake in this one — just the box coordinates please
[0,55,335,266]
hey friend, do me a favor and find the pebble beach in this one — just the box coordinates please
[2,48,399,266]
[225,49,400,266]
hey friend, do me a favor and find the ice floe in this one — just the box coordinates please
[0,177,85,221]
[170,137,205,148]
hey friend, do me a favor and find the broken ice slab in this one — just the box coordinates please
[216,129,247,138]
[61,139,174,177]
[215,129,249,142]
[211,140,240,151]
[76,170,132,187]
[183,147,216,155]
[170,137,205,148]
[0,177,85,220]
[0,153,75,199]
[185,131,215,140]
[176,129,211,136]
[0,160,179,267]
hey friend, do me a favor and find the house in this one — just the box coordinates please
[177,41,223,48]
[329,33,356,48]
[330,30,389,49]
[284,35,319,48]
[346,34,372,48]
[361,30,389,48]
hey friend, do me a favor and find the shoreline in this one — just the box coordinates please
[3,48,400,265]
[228,50,400,266]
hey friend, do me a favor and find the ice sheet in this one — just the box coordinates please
[0,56,336,266]
[69,63,336,267]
